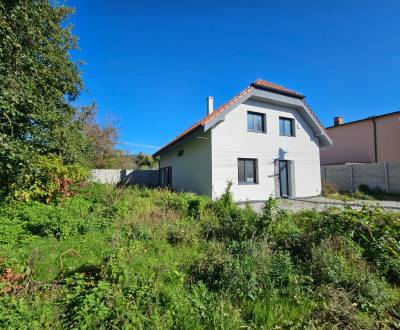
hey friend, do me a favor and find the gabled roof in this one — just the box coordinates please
[154,79,331,156]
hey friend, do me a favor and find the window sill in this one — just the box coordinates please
[238,182,259,185]
[247,130,267,134]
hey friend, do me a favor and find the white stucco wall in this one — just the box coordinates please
[211,99,322,201]
[159,130,212,196]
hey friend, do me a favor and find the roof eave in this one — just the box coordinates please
[153,124,204,157]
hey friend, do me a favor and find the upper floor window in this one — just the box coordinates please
[279,117,295,136]
[247,111,266,133]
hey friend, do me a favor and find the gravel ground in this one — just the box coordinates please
[246,196,400,213]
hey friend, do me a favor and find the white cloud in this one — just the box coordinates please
[120,142,160,149]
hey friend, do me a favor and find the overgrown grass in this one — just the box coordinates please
[323,182,400,202]
[328,191,400,202]
[0,183,399,329]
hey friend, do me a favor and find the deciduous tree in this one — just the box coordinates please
[0,0,89,197]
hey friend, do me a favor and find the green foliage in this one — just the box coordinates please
[9,154,88,203]
[0,0,93,199]
[0,186,113,248]
[326,184,400,202]
[310,237,390,314]
[135,152,157,169]
[0,184,399,328]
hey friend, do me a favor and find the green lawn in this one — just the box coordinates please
[0,184,399,329]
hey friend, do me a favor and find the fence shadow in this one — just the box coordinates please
[91,169,159,187]
[123,169,159,187]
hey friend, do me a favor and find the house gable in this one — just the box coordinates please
[154,79,332,157]
[203,87,331,147]
[210,98,323,200]
[154,79,332,156]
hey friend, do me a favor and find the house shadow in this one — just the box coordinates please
[278,148,287,160]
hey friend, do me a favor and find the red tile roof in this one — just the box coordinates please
[154,79,324,156]
[251,79,305,99]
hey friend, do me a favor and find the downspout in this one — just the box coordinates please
[372,118,378,163]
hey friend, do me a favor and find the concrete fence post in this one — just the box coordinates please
[322,166,327,185]
[384,162,390,193]
[320,166,324,185]
[349,164,355,192]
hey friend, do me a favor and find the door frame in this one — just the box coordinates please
[159,166,172,188]
[279,160,289,197]
[275,159,295,198]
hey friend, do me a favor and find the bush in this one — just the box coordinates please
[322,182,337,196]
[0,189,114,246]
[10,155,88,203]
[310,237,390,314]
[313,285,376,329]
[358,184,371,194]
[166,221,199,246]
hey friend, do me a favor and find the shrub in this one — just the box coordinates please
[158,190,190,214]
[10,155,88,203]
[0,191,114,246]
[322,182,337,196]
[187,197,208,219]
[166,221,199,246]
[358,184,371,194]
[313,285,376,329]
[310,237,390,314]
[189,239,306,302]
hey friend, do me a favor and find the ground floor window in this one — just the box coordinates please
[160,166,172,187]
[238,158,258,184]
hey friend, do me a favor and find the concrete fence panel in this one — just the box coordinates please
[352,163,387,192]
[321,162,400,194]
[387,162,400,193]
[90,169,159,187]
[322,164,352,192]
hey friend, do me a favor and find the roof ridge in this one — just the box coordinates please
[252,79,304,98]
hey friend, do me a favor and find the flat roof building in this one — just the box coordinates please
[320,111,400,165]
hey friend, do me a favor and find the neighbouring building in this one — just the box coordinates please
[153,79,332,201]
[320,111,400,165]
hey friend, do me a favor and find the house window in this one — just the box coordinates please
[279,117,295,136]
[247,112,266,133]
[238,158,258,184]
[160,167,172,187]
[177,150,184,157]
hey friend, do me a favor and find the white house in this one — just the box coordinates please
[153,80,332,201]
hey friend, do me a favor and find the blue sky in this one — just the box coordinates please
[67,0,400,154]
